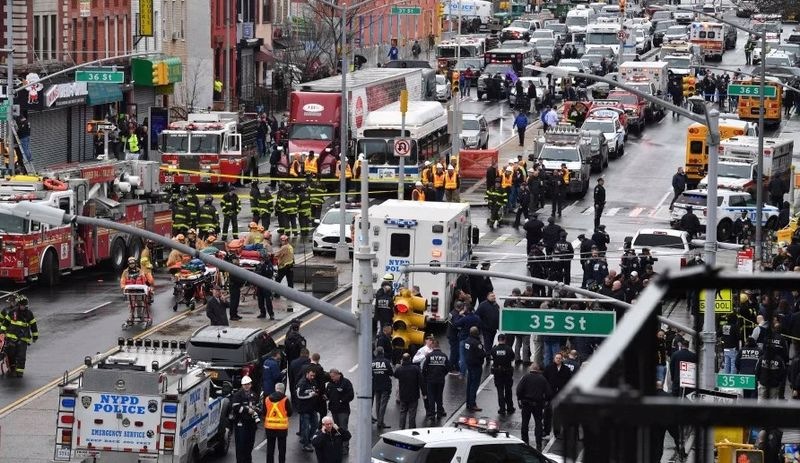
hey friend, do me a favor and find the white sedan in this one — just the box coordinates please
[435,74,452,101]
[312,207,359,254]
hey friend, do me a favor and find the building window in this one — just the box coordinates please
[180,19,184,39]
[50,14,57,60]
[33,15,40,60]
[72,18,78,57]
[123,15,128,54]
[82,17,88,61]
[262,0,271,23]
[105,16,110,56]
[93,17,98,60]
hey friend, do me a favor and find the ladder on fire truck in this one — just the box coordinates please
[0,123,35,176]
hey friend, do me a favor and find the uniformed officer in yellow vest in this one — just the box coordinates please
[263,382,292,463]
[444,164,460,203]
[432,163,446,201]
[304,151,318,177]
[412,181,426,201]
[213,79,223,100]
[289,153,303,177]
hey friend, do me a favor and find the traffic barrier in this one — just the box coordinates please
[458,149,498,179]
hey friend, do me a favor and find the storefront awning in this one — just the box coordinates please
[86,83,123,106]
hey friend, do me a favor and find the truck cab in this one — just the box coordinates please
[285,92,342,177]
[535,126,592,197]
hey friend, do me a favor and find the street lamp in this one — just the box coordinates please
[677,6,768,269]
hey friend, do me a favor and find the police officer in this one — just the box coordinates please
[172,197,192,237]
[374,275,395,335]
[553,231,574,285]
[197,195,219,240]
[591,225,610,255]
[0,294,38,377]
[464,326,486,412]
[516,363,553,450]
[593,178,606,230]
[221,185,241,240]
[263,382,292,463]
[250,181,264,225]
[231,375,259,463]
[372,346,394,429]
[680,206,701,239]
[422,340,449,421]
[297,185,313,238]
[490,334,516,415]
[261,186,275,231]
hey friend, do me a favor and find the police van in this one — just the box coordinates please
[669,189,780,242]
[356,200,479,326]
[54,339,231,462]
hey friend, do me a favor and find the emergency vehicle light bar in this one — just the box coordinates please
[455,416,501,436]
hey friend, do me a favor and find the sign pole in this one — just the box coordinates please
[6,0,14,176]
[398,89,408,200]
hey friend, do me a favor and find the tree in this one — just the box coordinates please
[175,57,212,116]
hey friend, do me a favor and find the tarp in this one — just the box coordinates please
[459,149,498,179]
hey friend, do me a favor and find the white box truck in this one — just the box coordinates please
[698,136,793,196]
[619,61,670,95]
[354,200,479,326]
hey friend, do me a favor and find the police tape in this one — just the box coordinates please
[160,166,373,183]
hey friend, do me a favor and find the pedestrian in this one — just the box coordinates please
[263,382,292,463]
[231,376,259,463]
[459,72,467,98]
[469,261,494,307]
[464,326,486,412]
[388,39,399,61]
[446,302,463,376]
[394,353,425,429]
[680,206,702,239]
[227,265,244,321]
[284,321,307,367]
[311,416,352,463]
[221,185,241,240]
[205,286,229,326]
[769,175,785,206]
[544,106,559,131]
[262,350,284,396]
[591,225,610,255]
[288,349,310,437]
[552,231,574,286]
[325,368,354,455]
[422,339,449,420]
[513,111,529,146]
[476,292,500,351]
[372,346,394,429]
[593,177,606,230]
[305,353,331,418]
[528,168,544,211]
[295,369,320,452]
[411,40,421,59]
[375,324,393,363]
[669,167,687,211]
[275,235,295,311]
[745,37,755,66]
[374,274,395,335]
[256,256,276,319]
[433,163,446,201]
[454,304,483,376]
[444,165,460,202]
[543,353,573,440]
[669,337,697,396]
[719,313,741,374]
[516,363,552,449]
[490,334,516,415]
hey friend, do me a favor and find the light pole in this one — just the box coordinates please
[5,0,14,176]
[534,64,721,461]
[450,0,463,161]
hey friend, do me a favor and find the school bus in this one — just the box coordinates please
[735,76,783,127]
[684,118,757,186]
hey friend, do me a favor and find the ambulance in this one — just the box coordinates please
[354,200,479,326]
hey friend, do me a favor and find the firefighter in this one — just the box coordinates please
[290,153,303,177]
[250,181,264,225]
[307,175,325,220]
[120,256,154,289]
[276,183,297,236]
[261,186,275,230]
[412,181,426,201]
[187,185,200,215]
[433,163,446,201]
[221,185,241,240]
[444,165,460,202]
[172,197,191,236]
[186,228,199,249]
[298,185,313,238]
[304,151,319,177]
[0,294,39,377]
[354,153,365,179]
[197,195,219,240]
[486,177,507,228]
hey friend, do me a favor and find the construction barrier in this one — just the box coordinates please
[458,149,498,179]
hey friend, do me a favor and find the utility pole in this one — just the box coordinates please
[397,89,407,199]
[754,31,766,269]
[354,157,373,463]
[224,0,232,111]
[335,2,350,263]
[450,0,462,161]
[6,0,14,176]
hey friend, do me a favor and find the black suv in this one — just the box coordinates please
[187,326,281,393]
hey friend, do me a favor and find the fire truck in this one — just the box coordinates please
[0,160,172,286]
[159,111,258,186]
[54,338,231,462]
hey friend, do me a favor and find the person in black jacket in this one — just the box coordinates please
[231,376,259,463]
[543,353,573,438]
[680,206,702,239]
[476,292,500,352]
[311,416,352,463]
[490,334,516,415]
[256,258,275,319]
[769,175,785,207]
[528,168,544,210]
[516,363,553,449]
[375,325,394,363]
[373,277,395,335]
[591,225,610,255]
[524,212,544,254]
[464,326,486,411]
[372,347,394,429]
[669,338,697,397]
[541,216,564,255]
[468,261,494,307]
[284,321,307,366]
[552,231,574,285]
[736,338,761,400]
[325,369,354,455]
[393,353,426,429]
[593,177,606,230]
[669,167,687,211]
[422,340,450,420]
[295,369,320,452]
[205,286,229,326]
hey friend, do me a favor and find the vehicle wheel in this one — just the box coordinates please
[717,219,733,242]
[41,249,60,287]
[127,238,143,262]
[766,216,778,231]
[618,144,625,157]
[110,238,127,273]
[312,250,321,256]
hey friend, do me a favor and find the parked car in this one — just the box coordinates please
[435,74,452,101]
[509,76,549,107]
[634,28,652,54]
[663,25,689,43]
[460,113,490,149]
[580,111,626,157]
[313,205,360,254]
[580,128,610,171]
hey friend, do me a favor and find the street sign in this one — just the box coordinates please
[678,360,696,388]
[75,69,125,84]
[698,288,733,313]
[686,388,737,404]
[737,248,754,273]
[394,138,412,157]
[499,308,616,337]
[391,6,422,14]
[716,373,756,390]
[617,30,627,41]
[727,84,777,98]
[0,100,9,119]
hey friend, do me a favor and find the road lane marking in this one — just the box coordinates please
[630,207,644,217]
[490,234,511,246]
[606,207,620,216]
[82,301,112,314]
[655,189,672,210]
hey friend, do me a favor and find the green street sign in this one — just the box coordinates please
[391,6,422,14]
[500,308,616,337]
[727,84,776,98]
[75,69,125,84]
[716,373,756,390]
[0,100,9,119]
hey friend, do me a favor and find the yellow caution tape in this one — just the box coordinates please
[160,166,362,183]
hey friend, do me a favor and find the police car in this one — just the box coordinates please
[669,189,779,242]
[626,228,696,274]
[579,109,626,157]
[372,417,562,463]
[312,203,361,254]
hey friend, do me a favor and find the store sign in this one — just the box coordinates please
[139,0,154,37]
[44,82,88,108]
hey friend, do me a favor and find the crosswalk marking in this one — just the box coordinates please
[489,233,512,246]
[606,207,620,216]
[630,207,644,217]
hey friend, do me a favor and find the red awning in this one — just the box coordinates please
[256,46,274,64]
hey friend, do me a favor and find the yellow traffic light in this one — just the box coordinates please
[619,0,625,13]
[152,61,168,85]
[392,288,427,351]
[682,75,696,97]
[437,3,445,17]
[499,1,509,9]
[451,71,460,94]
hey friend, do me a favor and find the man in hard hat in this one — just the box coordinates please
[433,163,446,201]
[501,165,514,213]
[412,181,426,201]
[444,165,460,203]
[421,160,434,185]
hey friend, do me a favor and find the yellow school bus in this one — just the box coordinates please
[735,76,783,127]
[684,118,757,186]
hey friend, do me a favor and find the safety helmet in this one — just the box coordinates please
[282,183,291,191]
[383,273,394,281]
[179,186,188,194]
[14,294,28,307]
[241,375,253,385]
[205,194,213,203]
[127,256,137,267]
[739,293,749,304]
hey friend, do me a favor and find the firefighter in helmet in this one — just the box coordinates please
[0,294,39,377]
[121,256,154,290]
[197,195,219,241]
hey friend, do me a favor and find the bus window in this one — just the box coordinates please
[689,140,704,155]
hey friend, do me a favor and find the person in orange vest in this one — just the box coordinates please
[444,165,460,202]
[304,151,318,177]
[420,160,433,185]
[432,163,446,201]
[263,382,292,463]
[500,165,514,213]
[354,153,365,179]
[412,181,426,201]
[290,153,303,177]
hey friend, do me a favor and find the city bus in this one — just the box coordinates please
[734,76,783,127]
[355,101,450,187]
[684,118,758,187]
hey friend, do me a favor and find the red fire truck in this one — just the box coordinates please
[0,161,172,286]
[159,111,258,185]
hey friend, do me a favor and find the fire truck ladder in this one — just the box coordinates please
[0,123,35,175]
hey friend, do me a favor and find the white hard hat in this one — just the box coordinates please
[447,165,454,170]
[508,159,515,164]
[358,153,365,160]
[424,160,431,166]
[505,166,513,172]
[436,163,443,168]
[241,376,253,385]
[415,181,423,187]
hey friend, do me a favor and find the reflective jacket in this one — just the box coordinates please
[221,192,241,215]
[250,186,264,215]
[304,158,318,175]
[444,172,459,190]
[264,393,291,431]
[197,203,219,231]
[0,307,38,344]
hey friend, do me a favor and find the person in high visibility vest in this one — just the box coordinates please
[0,294,38,377]
[432,163,446,201]
[297,185,313,237]
[263,382,292,463]
[336,158,353,179]
[304,151,318,176]
[126,131,140,160]
[213,79,223,99]
[421,160,433,185]
[197,195,219,240]
[354,153,364,179]
[290,153,303,177]
[500,166,514,212]
[261,186,275,230]
[444,165,460,203]
[412,181,426,201]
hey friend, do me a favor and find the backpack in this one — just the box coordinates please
[284,331,306,359]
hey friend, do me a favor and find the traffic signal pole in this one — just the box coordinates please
[5,0,14,175]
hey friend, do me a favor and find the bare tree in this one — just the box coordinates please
[173,58,211,119]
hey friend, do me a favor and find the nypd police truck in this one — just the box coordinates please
[54,339,231,462]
